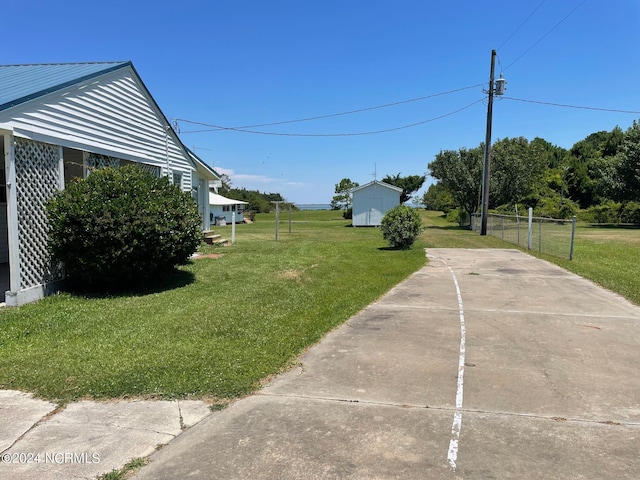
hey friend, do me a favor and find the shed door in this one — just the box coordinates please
[369,197,383,225]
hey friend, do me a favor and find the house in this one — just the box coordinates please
[351,180,402,227]
[0,61,220,306]
[209,192,249,225]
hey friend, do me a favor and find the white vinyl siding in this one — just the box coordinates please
[0,66,195,191]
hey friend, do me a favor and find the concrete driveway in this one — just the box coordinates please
[132,248,640,479]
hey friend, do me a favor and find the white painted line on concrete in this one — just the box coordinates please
[428,254,466,472]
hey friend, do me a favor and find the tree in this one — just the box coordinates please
[218,173,232,193]
[489,137,547,208]
[617,120,640,202]
[331,178,359,210]
[381,173,426,204]
[225,188,285,213]
[419,183,455,213]
[427,146,483,222]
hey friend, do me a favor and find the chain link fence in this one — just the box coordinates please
[471,210,577,260]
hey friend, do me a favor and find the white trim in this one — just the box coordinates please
[4,133,19,294]
[5,279,65,307]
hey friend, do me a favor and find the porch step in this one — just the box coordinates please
[203,231,230,245]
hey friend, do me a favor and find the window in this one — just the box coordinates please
[173,172,183,189]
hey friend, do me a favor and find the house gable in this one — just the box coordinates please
[0,62,195,189]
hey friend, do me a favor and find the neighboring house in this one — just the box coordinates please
[209,192,248,224]
[0,61,220,306]
[351,180,402,227]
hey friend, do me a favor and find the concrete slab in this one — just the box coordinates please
[264,307,461,407]
[457,412,640,479]
[464,310,640,422]
[0,398,210,480]
[133,248,640,479]
[0,390,56,452]
[132,395,456,480]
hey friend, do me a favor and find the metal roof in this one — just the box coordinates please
[0,62,130,111]
[351,180,403,193]
[209,193,249,206]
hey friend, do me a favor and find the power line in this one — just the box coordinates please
[503,96,640,114]
[179,99,485,137]
[497,0,548,52]
[503,0,589,71]
[176,83,484,134]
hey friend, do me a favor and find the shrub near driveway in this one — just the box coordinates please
[381,205,422,249]
[0,211,427,402]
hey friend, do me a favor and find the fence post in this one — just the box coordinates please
[231,212,236,244]
[539,218,543,252]
[528,208,533,250]
[569,216,577,260]
[275,202,279,241]
[501,216,504,240]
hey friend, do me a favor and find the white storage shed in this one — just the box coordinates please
[351,180,402,227]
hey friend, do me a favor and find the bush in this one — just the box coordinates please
[380,205,422,249]
[621,202,640,224]
[46,165,202,291]
[445,208,469,226]
[584,201,622,224]
[343,207,353,220]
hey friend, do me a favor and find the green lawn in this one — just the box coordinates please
[0,209,637,404]
[0,210,427,402]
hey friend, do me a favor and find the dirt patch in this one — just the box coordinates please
[193,253,223,260]
[280,270,304,282]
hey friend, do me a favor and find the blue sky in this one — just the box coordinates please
[5,1,640,204]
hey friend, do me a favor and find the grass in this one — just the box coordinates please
[0,210,427,402]
[0,209,637,403]
[543,224,640,305]
[98,457,148,480]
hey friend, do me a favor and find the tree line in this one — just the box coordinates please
[222,187,285,213]
[423,119,640,224]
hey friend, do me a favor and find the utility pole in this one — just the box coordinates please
[480,50,496,236]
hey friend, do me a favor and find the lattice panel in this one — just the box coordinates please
[137,163,161,178]
[14,138,64,290]
[86,152,120,171]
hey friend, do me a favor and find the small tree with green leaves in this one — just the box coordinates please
[47,165,201,291]
[331,178,359,211]
[380,205,422,249]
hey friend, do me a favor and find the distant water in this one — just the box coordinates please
[296,204,332,210]
[294,203,422,210]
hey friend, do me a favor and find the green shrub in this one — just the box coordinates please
[621,202,640,224]
[46,165,201,291]
[343,207,353,220]
[380,205,422,249]
[445,208,469,226]
[584,201,622,224]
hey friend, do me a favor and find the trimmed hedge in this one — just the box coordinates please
[46,165,202,290]
[380,205,422,249]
